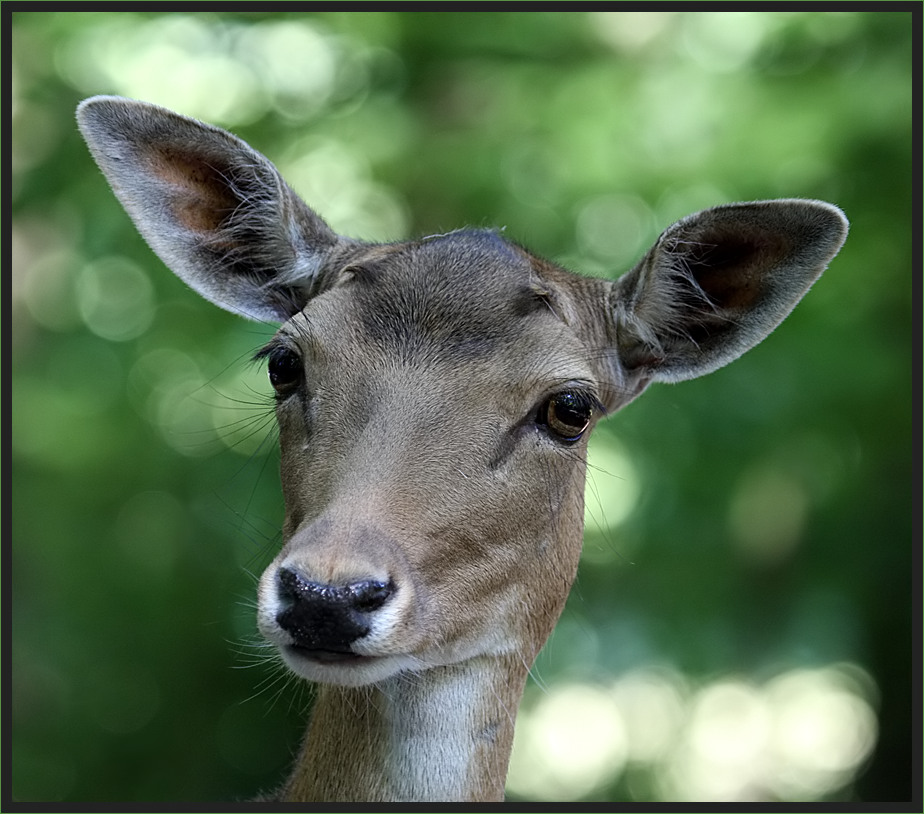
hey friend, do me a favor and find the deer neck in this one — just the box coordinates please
[281,653,528,802]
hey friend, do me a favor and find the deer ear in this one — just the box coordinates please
[77,96,351,322]
[608,199,848,383]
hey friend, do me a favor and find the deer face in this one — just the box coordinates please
[256,232,613,685]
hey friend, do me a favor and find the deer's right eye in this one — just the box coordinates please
[267,347,303,393]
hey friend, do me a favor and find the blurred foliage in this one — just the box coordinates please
[10,9,914,805]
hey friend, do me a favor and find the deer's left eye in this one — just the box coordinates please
[537,391,596,443]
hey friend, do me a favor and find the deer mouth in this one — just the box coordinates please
[286,646,370,665]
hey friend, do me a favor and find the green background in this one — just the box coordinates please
[10,10,914,803]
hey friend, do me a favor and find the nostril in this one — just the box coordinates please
[347,579,394,612]
[277,566,317,603]
[276,566,308,610]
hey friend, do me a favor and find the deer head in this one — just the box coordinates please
[77,96,847,801]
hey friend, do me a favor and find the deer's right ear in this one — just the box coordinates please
[77,96,349,322]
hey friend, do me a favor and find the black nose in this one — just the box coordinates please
[275,567,394,653]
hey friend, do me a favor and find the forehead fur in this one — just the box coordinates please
[341,230,565,361]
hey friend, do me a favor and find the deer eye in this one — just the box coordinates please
[538,391,596,443]
[267,346,302,393]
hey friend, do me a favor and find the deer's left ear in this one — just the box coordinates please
[607,199,848,384]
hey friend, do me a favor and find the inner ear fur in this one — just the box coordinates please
[609,199,848,383]
[77,96,351,322]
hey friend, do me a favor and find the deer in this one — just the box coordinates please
[76,95,848,803]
